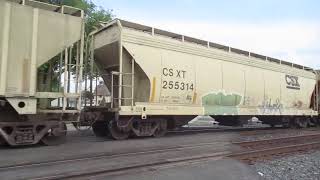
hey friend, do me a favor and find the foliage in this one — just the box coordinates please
[37,0,113,34]
[36,0,113,92]
[82,90,94,101]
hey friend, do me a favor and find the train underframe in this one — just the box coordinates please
[81,107,194,140]
[1,99,319,145]
[0,98,75,146]
[213,115,320,128]
[82,107,320,140]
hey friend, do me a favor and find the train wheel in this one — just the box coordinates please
[41,122,67,146]
[281,117,290,128]
[92,121,109,137]
[72,122,92,131]
[310,117,318,127]
[313,117,320,126]
[288,117,296,128]
[0,136,6,145]
[153,119,168,137]
[307,118,315,127]
[295,118,307,128]
[108,120,129,140]
[269,124,275,128]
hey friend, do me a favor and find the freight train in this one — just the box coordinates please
[0,0,319,146]
[84,19,320,140]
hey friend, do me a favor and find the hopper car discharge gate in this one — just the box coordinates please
[0,0,84,146]
[83,19,320,140]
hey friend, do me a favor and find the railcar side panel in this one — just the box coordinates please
[121,27,317,116]
[195,56,223,106]
[89,19,320,139]
[261,69,282,115]
[244,67,265,114]
[92,20,318,118]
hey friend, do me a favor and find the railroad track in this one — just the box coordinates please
[0,126,277,170]
[34,151,229,180]
[168,126,284,135]
[26,133,320,180]
[0,140,231,180]
[0,141,226,170]
[229,133,320,164]
[239,127,320,136]
[2,128,319,179]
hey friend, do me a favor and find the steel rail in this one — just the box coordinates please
[228,141,320,164]
[34,152,229,180]
[30,134,320,179]
[0,141,227,171]
[1,128,319,179]
[233,133,320,149]
[168,126,283,135]
[1,127,317,179]
[0,126,288,171]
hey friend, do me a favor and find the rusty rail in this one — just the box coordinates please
[229,133,320,164]
[229,142,320,164]
[233,133,320,149]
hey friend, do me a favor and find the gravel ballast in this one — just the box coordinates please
[239,129,320,141]
[253,151,320,180]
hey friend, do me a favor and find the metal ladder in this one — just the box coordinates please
[61,44,83,112]
[111,59,135,108]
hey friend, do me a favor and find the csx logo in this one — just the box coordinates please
[285,75,300,90]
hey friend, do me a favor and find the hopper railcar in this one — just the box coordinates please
[83,19,320,140]
[0,0,84,146]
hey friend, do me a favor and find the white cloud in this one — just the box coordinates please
[125,18,320,69]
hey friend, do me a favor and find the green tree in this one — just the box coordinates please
[36,0,113,107]
[38,0,113,34]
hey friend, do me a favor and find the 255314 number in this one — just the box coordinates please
[162,80,194,91]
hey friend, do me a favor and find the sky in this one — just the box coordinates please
[92,0,320,69]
